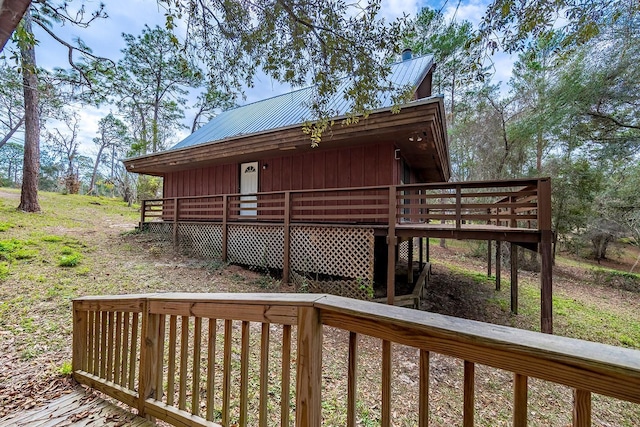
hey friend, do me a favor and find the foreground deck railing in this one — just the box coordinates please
[73,293,639,427]
[141,178,551,231]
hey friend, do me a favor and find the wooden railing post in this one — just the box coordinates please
[538,178,553,334]
[172,197,179,249]
[387,186,397,305]
[72,302,87,373]
[138,298,160,418]
[573,389,591,427]
[222,195,228,262]
[296,306,322,427]
[283,191,291,284]
[140,200,146,229]
[455,185,462,230]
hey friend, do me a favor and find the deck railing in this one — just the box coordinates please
[141,178,551,231]
[72,293,640,427]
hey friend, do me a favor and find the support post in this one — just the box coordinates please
[283,191,291,284]
[387,186,397,305]
[139,200,146,229]
[222,195,228,262]
[487,240,492,277]
[172,197,179,249]
[495,241,501,291]
[138,300,160,418]
[407,237,414,285]
[419,237,424,272]
[511,243,518,314]
[538,178,553,334]
[296,306,322,427]
[572,389,591,427]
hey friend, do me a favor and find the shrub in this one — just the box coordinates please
[59,253,81,267]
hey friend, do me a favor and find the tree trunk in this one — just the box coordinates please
[88,144,105,195]
[17,10,41,213]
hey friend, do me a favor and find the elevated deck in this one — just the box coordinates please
[140,178,553,331]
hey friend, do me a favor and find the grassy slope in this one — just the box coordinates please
[1,189,639,425]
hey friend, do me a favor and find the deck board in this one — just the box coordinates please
[0,387,153,427]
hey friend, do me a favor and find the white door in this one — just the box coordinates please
[240,161,258,216]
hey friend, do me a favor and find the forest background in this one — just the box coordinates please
[0,0,638,264]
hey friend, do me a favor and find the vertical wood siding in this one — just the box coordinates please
[163,142,400,198]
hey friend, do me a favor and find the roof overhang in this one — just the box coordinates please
[0,0,31,51]
[124,96,451,182]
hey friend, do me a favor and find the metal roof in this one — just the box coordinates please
[171,54,434,150]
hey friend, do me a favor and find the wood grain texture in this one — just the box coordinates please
[259,323,270,427]
[513,374,528,427]
[222,320,232,427]
[463,361,475,427]
[572,389,591,427]
[239,321,250,427]
[419,350,429,427]
[347,332,358,427]
[167,315,177,406]
[296,307,322,427]
[206,318,217,422]
[281,324,292,427]
[179,316,189,411]
[382,340,391,427]
[192,317,202,416]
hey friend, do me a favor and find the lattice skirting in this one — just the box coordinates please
[290,270,374,301]
[398,238,419,262]
[290,226,374,280]
[145,222,173,241]
[143,222,375,284]
[227,225,284,269]
[178,223,223,258]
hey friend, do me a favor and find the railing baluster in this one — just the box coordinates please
[106,311,115,382]
[192,316,202,416]
[259,323,270,427]
[128,312,139,391]
[121,312,130,387]
[239,321,250,427]
[222,319,233,427]
[206,318,217,422]
[513,373,528,427]
[156,314,166,401]
[72,305,87,373]
[93,311,101,376]
[179,315,189,411]
[381,340,391,427]
[167,315,177,406]
[463,360,475,427]
[419,350,430,427]
[281,324,291,427]
[573,389,591,427]
[87,311,94,373]
[114,312,122,384]
[100,311,108,378]
[347,332,358,427]
[296,307,322,427]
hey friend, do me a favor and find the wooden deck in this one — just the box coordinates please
[0,387,154,427]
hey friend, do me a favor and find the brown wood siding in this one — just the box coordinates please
[259,142,396,192]
[162,142,422,216]
[164,164,238,198]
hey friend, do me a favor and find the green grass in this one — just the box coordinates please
[0,222,14,232]
[59,253,81,267]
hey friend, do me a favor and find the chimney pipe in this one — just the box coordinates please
[401,48,412,61]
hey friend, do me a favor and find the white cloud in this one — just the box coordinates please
[442,0,486,27]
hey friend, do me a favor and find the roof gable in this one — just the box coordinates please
[172,54,434,150]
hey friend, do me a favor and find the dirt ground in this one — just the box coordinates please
[1,191,639,425]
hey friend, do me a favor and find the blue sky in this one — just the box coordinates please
[16,0,514,156]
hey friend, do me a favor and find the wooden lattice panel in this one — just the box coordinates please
[227,225,284,268]
[398,238,419,262]
[177,223,223,259]
[290,270,373,300]
[290,226,374,280]
[145,222,173,241]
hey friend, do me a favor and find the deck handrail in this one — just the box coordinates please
[73,293,640,427]
[140,178,551,232]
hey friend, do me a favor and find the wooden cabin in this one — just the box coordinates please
[124,52,553,335]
